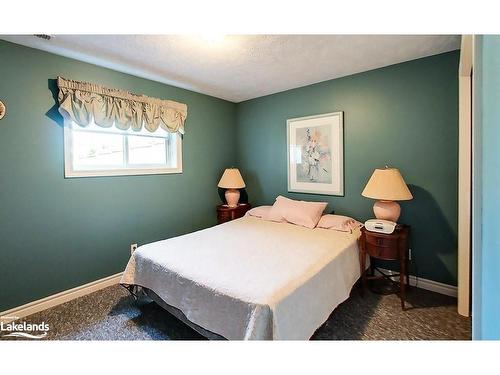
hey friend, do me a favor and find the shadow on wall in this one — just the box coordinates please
[46,78,64,127]
[400,184,457,284]
[240,170,265,205]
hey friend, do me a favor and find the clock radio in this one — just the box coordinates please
[364,219,397,234]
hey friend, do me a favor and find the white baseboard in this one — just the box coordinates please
[0,272,123,323]
[375,268,457,297]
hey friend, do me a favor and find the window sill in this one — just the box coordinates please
[64,167,183,178]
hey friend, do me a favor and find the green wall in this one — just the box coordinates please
[0,41,460,312]
[236,51,459,285]
[0,40,237,311]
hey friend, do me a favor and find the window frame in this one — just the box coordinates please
[63,120,183,178]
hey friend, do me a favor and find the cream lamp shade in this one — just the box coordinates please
[218,168,245,207]
[218,168,246,189]
[362,167,412,222]
[362,168,413,201]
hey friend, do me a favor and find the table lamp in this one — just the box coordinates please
[361,166,413,222]
[218,168,246,207]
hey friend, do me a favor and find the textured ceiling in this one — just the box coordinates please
[0,35,460,102]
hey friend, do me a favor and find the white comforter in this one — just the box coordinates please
[121,216,361,340]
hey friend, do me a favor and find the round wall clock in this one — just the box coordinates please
[0,100,6,120]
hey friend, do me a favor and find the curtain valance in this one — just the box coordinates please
[57,76,187,134]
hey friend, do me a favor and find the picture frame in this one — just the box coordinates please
[287,111,344,196]
[0,100,6,120]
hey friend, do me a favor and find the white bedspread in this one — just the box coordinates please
[121,216,361,340]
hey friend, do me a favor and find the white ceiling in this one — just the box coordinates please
[0,35,460,102]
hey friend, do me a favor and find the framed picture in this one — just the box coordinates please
[287,112,344,196]
[0,100,6,120]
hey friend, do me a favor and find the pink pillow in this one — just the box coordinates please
[268,196,327,229]
[317,214,362,233]
[245,205,272,219]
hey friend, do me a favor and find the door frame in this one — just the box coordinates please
[458,35,473,317]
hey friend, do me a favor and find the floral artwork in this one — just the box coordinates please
[287,112,343,196]
[296,125,332,184]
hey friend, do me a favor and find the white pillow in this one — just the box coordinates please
[317,214,362,233]
[245,205,273,219]
[268,195,327,229]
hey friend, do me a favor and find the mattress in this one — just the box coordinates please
[121,216,362,340]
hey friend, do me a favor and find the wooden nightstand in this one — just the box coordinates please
[359,225,410,310]
[216,203,252,224]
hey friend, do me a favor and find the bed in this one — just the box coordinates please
[121,215,362,340]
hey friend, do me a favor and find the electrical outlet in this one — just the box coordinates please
[409,248,412,261]
[130,243,138,255]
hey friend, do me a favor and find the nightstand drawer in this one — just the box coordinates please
[217,204,252,224]
[218,210,233,219]
[365,234,398,248]
[365,242,398,260]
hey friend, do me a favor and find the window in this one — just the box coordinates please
[64,120,182,177]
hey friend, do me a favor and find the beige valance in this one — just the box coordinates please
[57,76,187,134]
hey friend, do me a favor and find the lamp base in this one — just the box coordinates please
[373,200,401,222]
[225,189,240,208]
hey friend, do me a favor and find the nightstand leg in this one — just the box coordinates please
[406,257,410,288]
[400,256,406,310]
[360,249,367,296]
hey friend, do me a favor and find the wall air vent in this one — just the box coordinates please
[34,34,52,40]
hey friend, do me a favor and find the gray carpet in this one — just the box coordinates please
[2,284,471,340]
